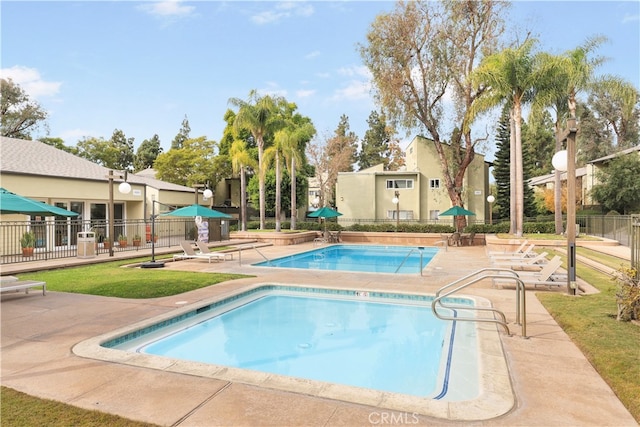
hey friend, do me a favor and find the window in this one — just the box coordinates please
[387,210,414,220]
[429,210,440,220]
[386,179,414,189]
[429,179,440,189]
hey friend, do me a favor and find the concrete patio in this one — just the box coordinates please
[1,241,637,426]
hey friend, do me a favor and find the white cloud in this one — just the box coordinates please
[296,89,316,98]
[332,80,371,101]
[337,65,371,79]
[316,72,330,79]
[250,1,314,25]
[305,51,321,60]
[622,13,639,23]
[138,1,195,17]
[60,129,96,144]
[258,82,288,98]
[0,66,61,98]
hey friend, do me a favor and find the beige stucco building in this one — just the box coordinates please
[335,136,491,225]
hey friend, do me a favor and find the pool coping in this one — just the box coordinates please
[72,282,515,421]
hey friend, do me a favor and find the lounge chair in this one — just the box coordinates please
[488,240,529,256]
[489,244,536,260]
[494,256,566,288]
[195,240,233,260]
[492,251,550,271]
[1,275,46,296]
[173,241,226,263]
[449,232,462,247]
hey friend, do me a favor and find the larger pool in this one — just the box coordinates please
[253,244,439,274]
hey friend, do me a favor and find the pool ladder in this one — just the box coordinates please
[395,247,427,276]
[237,244,271,265]
[431,268,528,338]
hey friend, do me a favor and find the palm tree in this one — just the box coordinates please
[264,131,287,232]
[532,37,606,233]
[281,123,315,230]
[229,90,283,230]
[230,139,255,232]
[471,38,549,236]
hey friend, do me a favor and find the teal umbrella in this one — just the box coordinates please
[439,205,475,232]
[307,206,342,219]
[159,204,232,219]
[0,187,79,217]
[307,206,342,233]
[438,206,476,217]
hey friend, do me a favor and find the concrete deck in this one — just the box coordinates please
[1,241,637,426]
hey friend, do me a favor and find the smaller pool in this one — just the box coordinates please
[253,244,439,274]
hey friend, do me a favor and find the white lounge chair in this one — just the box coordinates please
[488,240,529,256]
[494,256,566,288]
[492,251,550,271]
[173,241,226,263]
[489,244,537,260]
[1,275,46,296]
[195,240,233,260]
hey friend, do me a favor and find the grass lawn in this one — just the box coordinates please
[17,257,253,299]
[539,248,640,421]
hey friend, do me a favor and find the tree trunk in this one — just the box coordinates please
[275,152,281,232]
[258,143,266,230]
[290,157,297,230]
[509,109,517,235]
[240,166,247,231]
[514,102,524,237]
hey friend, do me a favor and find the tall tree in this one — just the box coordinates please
[109,129,135,171]
[1,78,48,139]
[281,122,315,230]
[590,154,640,214]
[230,139,256,232]
[154,137,218,187]
[360,0,506,232]
[589,76,640,149]
[358,110,391,170]
[324,116,358,205]
[76,132,133,171]
[134,134,163,172]
[493,108,512,221]
[171,116,191,150]
[39,137,78,155]
[229,91,285,229]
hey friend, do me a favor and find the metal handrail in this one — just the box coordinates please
[432,269,528,338]
[237,244,270,266]
[394,248,426,276]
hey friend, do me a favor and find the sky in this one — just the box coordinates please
[2,1,639,161]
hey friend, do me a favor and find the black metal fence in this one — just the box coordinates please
[0,218,230,265]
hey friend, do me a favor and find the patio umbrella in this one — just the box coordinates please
[0,187,79,217]
[307,206,342,233]
[438,206,476,217]
[159,204,232,219]
[438,205,475,232]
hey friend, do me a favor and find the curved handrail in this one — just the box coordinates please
[431,271,528,338]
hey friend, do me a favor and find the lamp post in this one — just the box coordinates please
[140,198,166,268]
[487,195,495,225]
[552,117,578,295]
[107,170,131,257]
[392,190,400,231]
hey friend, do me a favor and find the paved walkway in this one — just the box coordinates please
[1,240,637,426]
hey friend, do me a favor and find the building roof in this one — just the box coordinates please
[0,136,192,192]
[587,145,640,164]
[528,166,587,186]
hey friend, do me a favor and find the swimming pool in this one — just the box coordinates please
[253,244,439,273]
[74,284,514,420]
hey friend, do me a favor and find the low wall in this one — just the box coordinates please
[230,231,485,246]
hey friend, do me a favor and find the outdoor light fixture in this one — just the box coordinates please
[107,170,131,257]
[553,117,578,295]
[487,195,495,225]
[392,190,400,231]
[203,188,213,199]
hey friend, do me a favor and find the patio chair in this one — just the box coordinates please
[449,232,462,247]
[462,231,476,246]
[173,241,226,263]
[494,256,566,289]
[489,244,536,260]
[195,240,233,260]
[491,251,549,271]
[487,240,529,256]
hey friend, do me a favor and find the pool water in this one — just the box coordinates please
[110,287,479,400]
[254,244,439,274]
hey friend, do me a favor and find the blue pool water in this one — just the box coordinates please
[254,244,439,273]
[109,286,478,399]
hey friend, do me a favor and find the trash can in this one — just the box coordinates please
[77,231,96,259]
